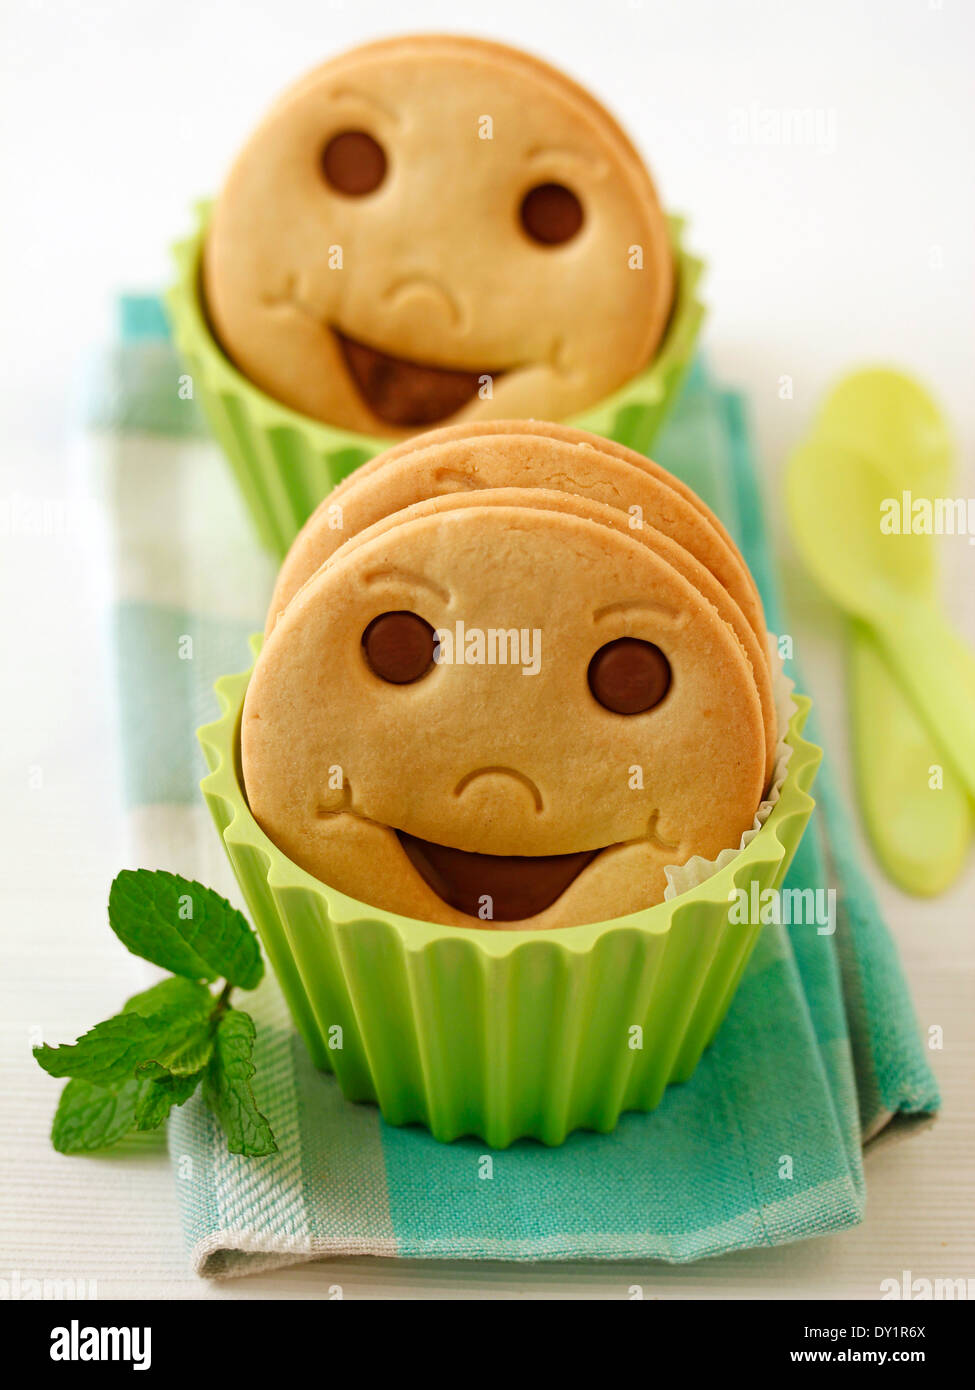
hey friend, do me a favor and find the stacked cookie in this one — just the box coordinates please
[242,422,775,931]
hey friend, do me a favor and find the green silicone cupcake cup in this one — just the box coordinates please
[197,639,821,1148]
[167,203,706,559]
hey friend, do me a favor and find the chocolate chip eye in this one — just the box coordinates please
[588,638,671,714]
[519,183,584,245]
[362,612,435,684]
[321,130,387,196]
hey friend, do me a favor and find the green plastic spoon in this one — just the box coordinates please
[786,436,975,803]
[848,619,973,895]
[804,367,974,893]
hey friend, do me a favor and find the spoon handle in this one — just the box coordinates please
[875,603,975,801]
[849,620,973,895]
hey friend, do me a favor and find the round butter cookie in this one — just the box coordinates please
[242,501,767,928]
[204,36,673,435]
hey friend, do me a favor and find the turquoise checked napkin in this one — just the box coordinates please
[89,296,939,1278]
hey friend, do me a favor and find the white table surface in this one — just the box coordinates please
[1,0,973,1299]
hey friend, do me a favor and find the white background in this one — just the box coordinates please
[1,0,973,1299]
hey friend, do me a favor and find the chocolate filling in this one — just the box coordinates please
[397,831,599,921]
[334,329,502,428]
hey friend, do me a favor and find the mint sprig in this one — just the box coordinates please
[34,870,277,1158]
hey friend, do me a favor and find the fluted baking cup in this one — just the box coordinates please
[197,639,818,1148]
[167,204,705,559]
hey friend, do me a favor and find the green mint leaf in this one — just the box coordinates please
[134,1070,204,1131]
[126,980,216,1072]
[161,1029,215,1076]
[135,1024,215,1078]
[203,1009,277,1157]
[108,870,263,989]
[43,981,214,1152]
[34,995,212,1087]
[51,1078,145,1154]
[123,975,213,1017]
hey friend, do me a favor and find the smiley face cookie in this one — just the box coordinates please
[204,35,674,435]
[263,425,775,791]
[294,485,777,790]
[242,499,768,929]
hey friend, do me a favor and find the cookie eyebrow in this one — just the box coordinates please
[329,86,401,124]
[525,144,606,172]
[362,566,449,603]
[592,599,681,622]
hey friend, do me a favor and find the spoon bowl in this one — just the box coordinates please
[787,433,975,801]
[816,367,953,496]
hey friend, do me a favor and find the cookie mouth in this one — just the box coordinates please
[397,831,600,921]
[333,329,504,429]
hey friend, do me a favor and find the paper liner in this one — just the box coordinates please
[167,203,706,558]
[197,638,819,1148]
[665,634,796,898]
